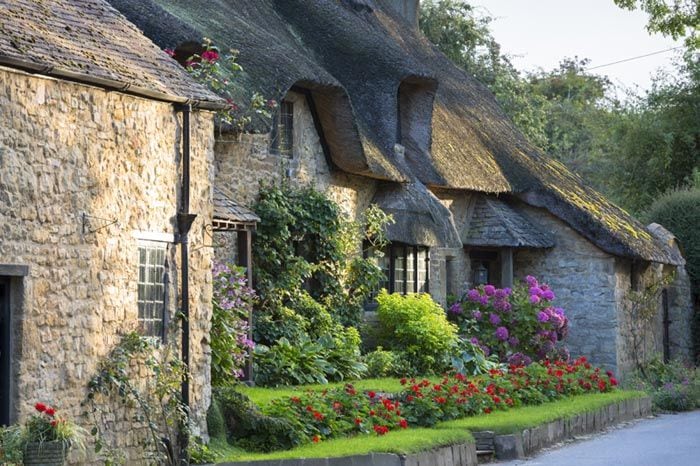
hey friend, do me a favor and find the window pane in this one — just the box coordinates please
[138,243,167,338]
[417,247,429,293]
[406,247,415,293]
[393,245,405,295]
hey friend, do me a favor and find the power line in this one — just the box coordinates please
[584,46,684,71]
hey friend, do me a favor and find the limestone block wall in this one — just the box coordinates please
[665,263,694,361]
[513,204,620,374]
[0,67,215,462]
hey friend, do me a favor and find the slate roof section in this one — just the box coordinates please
[213,187,260,224]
[463,196,555,249]
[0,0,221,106]
[372,181,462,248]
[107,0,683,265]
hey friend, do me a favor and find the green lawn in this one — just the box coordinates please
[238,377,443,407]
[212,390,646,463]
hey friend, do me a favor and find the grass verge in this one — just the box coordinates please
[212,390,646,463]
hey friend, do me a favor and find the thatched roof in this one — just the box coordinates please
[373,181,461,248]
[463,196,554,249]
[108,0,682,265]
[0,0,221,106]
[213,187,260,225]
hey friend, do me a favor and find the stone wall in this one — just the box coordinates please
[0,67,215,462]
[214,90,378,245]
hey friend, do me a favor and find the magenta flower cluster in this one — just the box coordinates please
[448,275,569,364]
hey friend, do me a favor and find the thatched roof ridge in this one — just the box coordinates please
[463,196,554,249]
[0,0,220,106]
[107,0,681,265]
[373,181,462,248]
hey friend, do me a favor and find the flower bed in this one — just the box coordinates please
[242,357,617,448]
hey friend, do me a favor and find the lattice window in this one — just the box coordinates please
[273,100,294,157]
[137,242,166,338]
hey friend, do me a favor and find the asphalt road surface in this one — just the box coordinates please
[494,410,700,466]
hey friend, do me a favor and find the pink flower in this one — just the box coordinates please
[529,294,541,304]
[201,49,220,63]
[164,48,176,57]
[483,285,496,296]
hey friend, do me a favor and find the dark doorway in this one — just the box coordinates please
[0,278,10,426]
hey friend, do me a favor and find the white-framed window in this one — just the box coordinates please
[137,241,167,339]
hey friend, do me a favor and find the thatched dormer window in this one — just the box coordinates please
[375,243,429,295]
[272,100,294,157]
[396,77,436,156]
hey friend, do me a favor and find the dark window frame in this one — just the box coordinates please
[370,242,429,295]
[271,100,294,158]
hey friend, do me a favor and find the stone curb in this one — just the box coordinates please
[485,396,652,461]
[216,442,478,466]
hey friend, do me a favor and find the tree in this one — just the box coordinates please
[614,0,700,49]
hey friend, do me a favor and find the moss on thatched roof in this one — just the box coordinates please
[108,0,682,265]
[0,0,220,105]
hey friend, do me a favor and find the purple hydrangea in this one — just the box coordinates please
[494,288,508,299]
[503,287,512,296]
[529,286,543,297]
[483,284,496,296]
[481,344,491,357]
[507,336,520,347]
[529,294,541,305]
[470,337,480,345]
[467,289,481,302]
[472,310,482,320]
[525,275,538,287]
[479,295,490,306]
[449,302,463,314]
[507,352,532,366]
[495,326,509,341]
[541,289,555,301]
[537,311,550,322]
[489,313,501,325]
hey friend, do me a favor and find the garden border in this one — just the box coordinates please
[214,396,652,466]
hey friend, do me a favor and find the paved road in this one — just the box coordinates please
[494,410,700,466]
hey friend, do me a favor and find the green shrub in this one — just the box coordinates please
[206,397,226,441]
[253,328,367,387]
[627,356,700,412]
[289,291,335,340]
[375,291,458,374]
[363,347,400,377]
[214,387,302,452]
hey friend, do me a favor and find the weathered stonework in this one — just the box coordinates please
[0,67,215,462]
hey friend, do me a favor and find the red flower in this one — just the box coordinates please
[201,50,220,63]
[312,435,320,443]
[313,411,325,421]
[50,420,58,427]
[290,396,301,404]
[354,417,362,425]
[399,419,408,429]
[406,395,414,402]
[483,407,492,414]
[598,380,607,392]
[45,407,56,417]
[35,403,47,413]
[306,405,313,412]
[610,377,618,386]
[400,378,407,385]
[368,391,376,399]
[369,410,376,416]
[373,425,388,435]
[333,402,342,410]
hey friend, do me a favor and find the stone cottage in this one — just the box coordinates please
[0,0,224,461]
[111,0,694,377]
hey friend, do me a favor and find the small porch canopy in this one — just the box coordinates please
[372,181,462,249]
[463,195,554,288]
[212,186,260,284]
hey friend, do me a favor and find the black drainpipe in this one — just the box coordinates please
[175,104,197,465]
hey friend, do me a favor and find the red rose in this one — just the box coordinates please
[399,419,408,429]
[368,391,376,399]
[45,407,56,417]
[312,435,320,443]
[35,403,47,413]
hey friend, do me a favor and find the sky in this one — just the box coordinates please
[473,0,684,94]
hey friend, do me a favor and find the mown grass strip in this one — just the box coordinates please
[213,390,646,463]
[238,377,442,408]
[440,390,646,434]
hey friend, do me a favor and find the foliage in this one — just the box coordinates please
[363,347,401,378]
[375,291,459,374]
[253,328,367,387]
[620,273,675,373]
[449,276,569,363]
[206,397,226,441]
[626,356,700,411]
[614,0,699,49]
[251,185,390,386]
[82,332,187,465]
[211,262,256,387]
[188,436,219,465]
[0,404,86,465]
[170,39,277,130]
[236,358,617,449]
[214,387,302,452]
[450,339,502,376]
